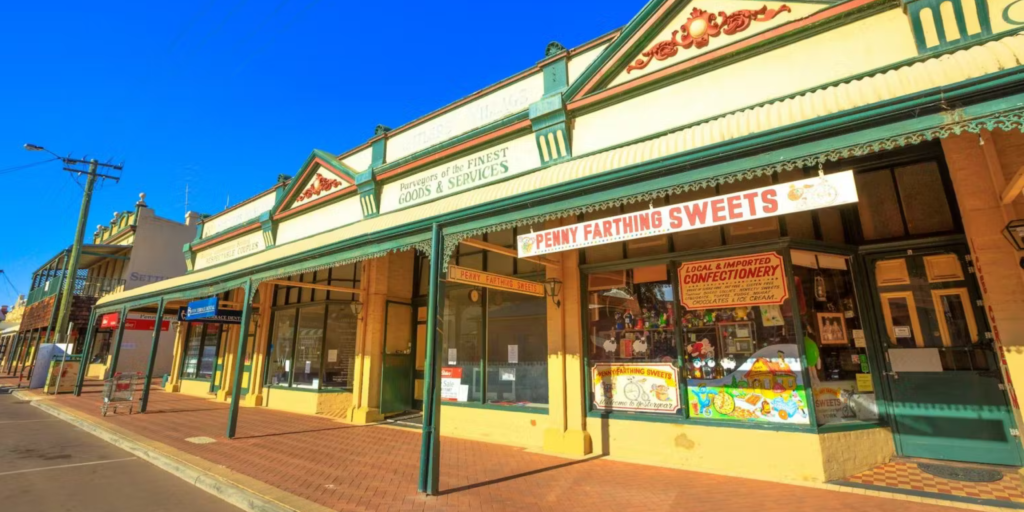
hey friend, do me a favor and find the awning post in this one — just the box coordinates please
[108,305,129,377]
[5,333,23,374]
[226,280,253,439]
[418,223,445,495]
[74,311,99,396]
[139,298,166,413]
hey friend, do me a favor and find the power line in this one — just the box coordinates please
[0,270,21,298]
[0,157,59,176]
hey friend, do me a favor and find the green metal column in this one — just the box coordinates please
[4,333,23,374]
[226,280,253,439]
[139,299,166,413]
[74,311,99,396]
[418,224,445,495]
[108,305,129,377]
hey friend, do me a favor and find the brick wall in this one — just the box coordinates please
[19,297,55,331]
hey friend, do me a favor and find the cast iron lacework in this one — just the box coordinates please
[626,5,791,73]
[441,107,1024,266]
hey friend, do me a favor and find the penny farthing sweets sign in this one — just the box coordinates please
[592,363,681,413]
[517,171,858,257]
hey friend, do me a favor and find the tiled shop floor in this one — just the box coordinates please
[845,460,1024,505]
[48,381,958,512]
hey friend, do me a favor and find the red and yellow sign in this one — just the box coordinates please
[678,252,788,309]
[592,363,681,413]
[100,312,171,332]
[447,265,544,297]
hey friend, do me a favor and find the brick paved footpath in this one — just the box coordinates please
[34,381,959,512]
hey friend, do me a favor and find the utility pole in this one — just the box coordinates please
[24,145,121,382]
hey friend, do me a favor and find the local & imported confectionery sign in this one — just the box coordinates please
[678,252,788,309]
[448,265,544,297]
[592,363,681,413]
[517,171,858,257]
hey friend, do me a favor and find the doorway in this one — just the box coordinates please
[380,301,416,416]
[866,245,1022,466]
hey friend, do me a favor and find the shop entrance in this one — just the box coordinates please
[866,245,1022,466]
[380,301,417,415]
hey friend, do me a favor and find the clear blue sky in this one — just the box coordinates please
[0,0,642,306]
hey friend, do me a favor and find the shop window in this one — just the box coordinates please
[267,309,296,386]
[588,265,681,416]
[322,304,357,388]
[895,162,954,235]
[486,289,548,406]
[680,252,808,424]
[292,306,324,388]
[442,279,549,408]
[855,170,905,240]
[181,323,220,380]
[791,251,879,426]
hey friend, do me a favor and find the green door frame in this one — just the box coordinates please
[380,300,415,415]
[860,238,1024,466]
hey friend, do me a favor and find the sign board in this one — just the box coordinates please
[177,306,242,324]
[678,252,788,309]
[194,231,265,270]
[44,360,80,394]
[592,363,681,414]
[441,367,463,402]
[518,171,858,257]
[202,192,276,238]
[812,380,856,425]
[185,298,219,319]
[379,134,542,214]
[447,265,544,297]
[100,313,172,331]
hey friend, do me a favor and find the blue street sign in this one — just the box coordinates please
[178,298,242,324]
[185,297,219,320]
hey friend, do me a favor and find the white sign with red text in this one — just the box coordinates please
[517,171,858,257]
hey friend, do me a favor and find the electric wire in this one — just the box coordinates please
[0,158,59,176]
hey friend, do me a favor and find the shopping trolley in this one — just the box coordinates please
[102,372,141,417]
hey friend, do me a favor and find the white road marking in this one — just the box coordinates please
[0,457,137,476]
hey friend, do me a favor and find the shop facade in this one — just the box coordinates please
[78,0,1024,487]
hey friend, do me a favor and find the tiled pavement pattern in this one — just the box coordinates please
[46,381,958,512]
[845,461,1024,504]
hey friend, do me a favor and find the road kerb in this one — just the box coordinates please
[28,398,335,512]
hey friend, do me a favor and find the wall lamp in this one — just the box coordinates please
[544,278,562,309]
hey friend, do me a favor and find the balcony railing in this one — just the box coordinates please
[25,277,126,306]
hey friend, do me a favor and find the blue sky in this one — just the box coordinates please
[0,0,641,306]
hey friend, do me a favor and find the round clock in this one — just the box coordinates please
[468,289,481,303]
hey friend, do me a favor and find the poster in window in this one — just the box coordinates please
[441,367,463,401]
[592,363,680,414]
[678,253,788,309]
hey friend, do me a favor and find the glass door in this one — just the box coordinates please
[380,301,414,415]
[867,247,1021,466]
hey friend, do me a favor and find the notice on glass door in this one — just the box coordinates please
[448,348,457,365]
[508,345,518,364]
[441,367,463,401]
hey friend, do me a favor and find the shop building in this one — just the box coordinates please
[79,0,1024,486]
[0,296,26,369]
[6,195,196,382]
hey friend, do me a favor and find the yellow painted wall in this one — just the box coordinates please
[87,356,110,380]
[179,379,213,398]
[585,417,891,483]
[264,387,354,417]
[440,405,547,449]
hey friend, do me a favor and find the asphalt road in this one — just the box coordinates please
[0,388,239,512]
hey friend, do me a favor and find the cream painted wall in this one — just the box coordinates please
[194,231,265,270]
[125,207,195,290]
[386,73,544,162]
[574,8,918,155]
[341,147,373,172]
[568,43,609,85]
[276,195,364,245]
[201,193,276,238]
[608,1,826,87]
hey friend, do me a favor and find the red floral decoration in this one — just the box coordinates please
[297,174,344,203]
[626,5,791,74]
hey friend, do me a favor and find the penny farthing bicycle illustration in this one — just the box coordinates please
[623,376,650,402]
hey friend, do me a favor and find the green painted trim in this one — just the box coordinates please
[373,111,531,181]
[832,481,1024,510]
[266,385,352,393]
[816,421,885,434]
[440,401,548,415]
[587,410,816,432]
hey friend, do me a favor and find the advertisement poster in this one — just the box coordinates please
[519,171,858,257]
[812,380,856,424]
[679,252,788,309]
[592,363,681,414]
[44,360,80,394]
[441,367,463,401]
[687,344,809,424]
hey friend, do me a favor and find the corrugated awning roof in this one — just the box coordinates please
[78,244,132,269]
[98,33,1024,307]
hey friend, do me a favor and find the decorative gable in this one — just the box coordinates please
[274,149,358,218]
[571,0,830,99]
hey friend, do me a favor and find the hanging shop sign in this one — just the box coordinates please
[678,252,788,309]
[179,297,242,324]
[592,363,681,414]
[517,171,858,257]
[447,265,545,297]
[99,312,172,331]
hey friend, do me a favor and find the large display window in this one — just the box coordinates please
[181,323,222,380]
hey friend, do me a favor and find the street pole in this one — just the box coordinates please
[51,160,97,354]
